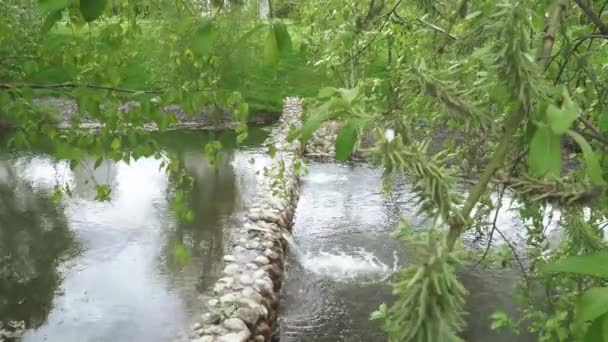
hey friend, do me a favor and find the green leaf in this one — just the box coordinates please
[318,87,337,99]
[94,157,103,169]
[173,242,190,266]
[41,9,63,33]
[79,0,107,22]
[236,23,267,46]
[111,137,121,150]
[528,125,562,178]
[577,288,608,331]
[191,18,216,56]
[338,87,360,104]
[585,316,604,342]
[299,101,331,140]
[264,28,280,65]
[599,114,608,133]
[273,22,292,55]
[567,130,606,185]
[546,88,580,134]
[335,121,358,161]
[541,252,608,277]
[39,0,68,14]
[603,314,608,342]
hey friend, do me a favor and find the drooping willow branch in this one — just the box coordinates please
[446,0,567,250]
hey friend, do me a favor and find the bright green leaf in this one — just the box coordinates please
[111,137,121,150]
[541,252,608,277]
[41,9,63,33]
[79,0,107,22]
[335,121,358,161]
[338,87,359,104]
[546,103,578,135]
[576,288,608,332]
[567,130,606,185]
[528,125,561,178]
[273,22,292,55]
[39,0,68,14]
[264,28,280,65]
[318,87,337,99]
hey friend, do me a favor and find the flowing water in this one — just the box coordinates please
[279,162,537,342]
[0,128,270,342]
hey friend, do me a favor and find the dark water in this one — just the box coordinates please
[279,162,536,342]
[0,128,270,341]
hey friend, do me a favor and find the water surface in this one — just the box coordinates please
[279,162,536,342]
[0,128,269,341]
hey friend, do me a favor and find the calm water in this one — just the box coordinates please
[0,128,270,342]
[279,162,536,342]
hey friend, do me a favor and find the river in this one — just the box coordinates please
[1,129,536,341]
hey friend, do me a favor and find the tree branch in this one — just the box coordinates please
[0,83,215,95]
[573,0,608,34]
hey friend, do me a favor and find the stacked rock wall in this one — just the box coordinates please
[189,98,303,342]
[304,120,342,159]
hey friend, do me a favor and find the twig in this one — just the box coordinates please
[470,184,507,269]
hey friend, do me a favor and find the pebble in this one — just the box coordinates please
[198,336,215,342]
[207,299,219,307]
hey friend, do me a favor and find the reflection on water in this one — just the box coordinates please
[0,128,269,341]
[280,163,535,342]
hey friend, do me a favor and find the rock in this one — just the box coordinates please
[264,249,280,261]
[202,312,222,325]
[254,255,270,266]
[254,322,272,340]
[220,292,239,305]
[197,336,216,342]
[245,263,259,270]
[223,318,248,332]
[254,279,273,295]
[254,304,269,319]
[203,325,227,335]
[218,331,251,342]
[242,287,263,303]
[207,299,219,307]
[253,269,267,279]
[236,307,260,327]
[223,264,240,275]
[223,255,237,262]
[238,273,254,286]
[253,335,265,342]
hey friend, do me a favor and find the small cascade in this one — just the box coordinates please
[283,232,397,283]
